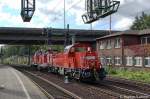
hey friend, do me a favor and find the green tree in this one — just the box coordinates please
[131,12,150,30]
[2,44,64,58]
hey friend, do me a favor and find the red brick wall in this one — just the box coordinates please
[124,44,150,56]
[123,35,140,46]
[97,36,123,57]
[99,48,122,57]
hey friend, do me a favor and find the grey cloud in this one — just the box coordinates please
[37,0,50,3]
[39,7,62,16]
[38,7,63,22]
[37,0,150,30]
[118,0,150,18]
[96,0,150,30]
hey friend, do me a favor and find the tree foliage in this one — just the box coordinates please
[131,12,150,30]
[1,45,64,58]
[1,45,40,58]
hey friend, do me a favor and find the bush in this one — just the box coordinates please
[106,66,150,83]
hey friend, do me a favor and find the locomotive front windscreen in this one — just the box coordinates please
[75,47,86,52]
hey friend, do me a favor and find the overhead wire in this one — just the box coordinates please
[92,5,150,30]
[66,0,82,12]
[49,0,83,22]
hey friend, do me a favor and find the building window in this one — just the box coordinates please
[134,57,142,67]
[126,57,133,66]
[106,40,112,49]
[145,57,150,67]
[141,37,147,44]
[115,57,121,66]
[148,37,150,43]
[99,41,105,49]
[100,57,105,65]
[141,36,150,44]
[114,38,121,48]
[106,57,112,65]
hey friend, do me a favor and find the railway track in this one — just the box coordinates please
[15,68,81,99]
[78,79,150,99]
[13,66,119,99]
[106,76,150,93]
[97,82,150,98]
[13,65,150,99]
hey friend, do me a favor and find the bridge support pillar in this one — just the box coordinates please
[28,45,31,65]
[0,46,3,64]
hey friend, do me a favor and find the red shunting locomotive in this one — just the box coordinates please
[32,43,106,81]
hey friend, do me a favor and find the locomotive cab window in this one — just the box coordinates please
[75,47,86,52]
[64,45,74,53]
[70,47,75,53]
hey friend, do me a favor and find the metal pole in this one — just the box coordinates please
[72,35,75,44]
[1,46,3,64]
[64,0,66,29]
[27,0,29,15]
[109,15,112,34]
[64,24,70,46]
[46,28,49,45]
[0,46,2,64]
[28,45,31,65]
[90,23,92,30]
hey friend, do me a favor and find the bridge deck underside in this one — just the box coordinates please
[0,27,118,45]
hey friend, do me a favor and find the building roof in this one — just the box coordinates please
[96,30,139,40]
[96,29,150,40]
[139,29,150,35]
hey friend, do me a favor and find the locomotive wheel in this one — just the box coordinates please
[69,71,74,79]
[74,71,80,80]
[94,70,100,81]
[98,68,107,80]
[37,66,42,71]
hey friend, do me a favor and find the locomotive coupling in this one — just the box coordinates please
[64,76,69,84]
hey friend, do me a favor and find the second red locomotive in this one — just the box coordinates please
[32,43,106,81]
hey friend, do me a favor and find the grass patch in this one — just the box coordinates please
[106,66,150,83]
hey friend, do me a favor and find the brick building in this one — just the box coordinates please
[96,29,150,68]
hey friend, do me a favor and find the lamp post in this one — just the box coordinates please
[109,15,112,34]
[64,0,66,29]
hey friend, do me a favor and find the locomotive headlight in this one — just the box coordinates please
[85,56,95,60]
[88,61,95,69]
[90,62,95,66]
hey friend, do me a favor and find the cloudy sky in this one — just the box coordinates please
[0,0,150,30]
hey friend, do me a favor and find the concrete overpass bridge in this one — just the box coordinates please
[0,27,119,45]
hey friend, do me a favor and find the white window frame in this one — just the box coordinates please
[100,57,105,65]
[106,40,112,49]
[148,37,150,44]
[115,57,121,66]
[141,37,147,44]
[134,57,142,67]
[141,36,150,44]
[99,41,105,49]
[114,38,121,48]
[145,57,150,67]
[126,57,133,66]
[106,57,112,65]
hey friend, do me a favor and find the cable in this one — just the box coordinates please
[50,0,63,11]
[48,0,82,23]
[66,0,82,12]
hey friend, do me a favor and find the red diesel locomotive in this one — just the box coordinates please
[32,43,106,81]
